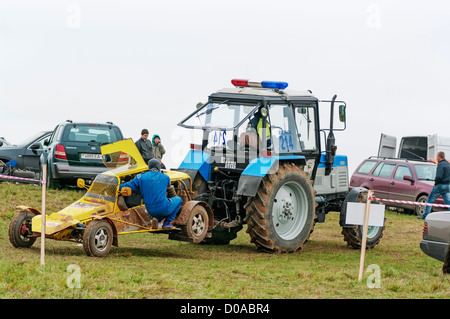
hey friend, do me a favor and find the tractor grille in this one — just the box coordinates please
[338,170,348,188]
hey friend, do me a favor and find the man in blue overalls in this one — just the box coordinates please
[120,159,182,229]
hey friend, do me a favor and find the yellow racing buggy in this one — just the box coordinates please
[8,139,213,257]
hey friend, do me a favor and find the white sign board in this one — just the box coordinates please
[345,202,385,227]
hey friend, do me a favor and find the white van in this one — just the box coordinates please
[378,133,450,161]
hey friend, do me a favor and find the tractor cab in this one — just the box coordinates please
[178,80,325,172]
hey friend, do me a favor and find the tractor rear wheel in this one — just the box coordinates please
[245,163,316,253]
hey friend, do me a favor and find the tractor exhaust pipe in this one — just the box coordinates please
[325,95,337,176]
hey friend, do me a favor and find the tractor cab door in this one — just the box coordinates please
[378,133,397,158]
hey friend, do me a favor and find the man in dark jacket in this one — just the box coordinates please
[135,129,154,165]
[419,151,450,219]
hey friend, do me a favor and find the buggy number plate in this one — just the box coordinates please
[81,153,102,160]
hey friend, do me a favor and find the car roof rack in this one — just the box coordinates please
[367,156,430,163]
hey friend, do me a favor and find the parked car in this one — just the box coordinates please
[350,157,444,216]
[0,137,12,147]
[41,120,124,188]
[420,211,450,274]
[0,131,52,174]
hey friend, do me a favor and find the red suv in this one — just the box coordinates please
[350,157,444,216]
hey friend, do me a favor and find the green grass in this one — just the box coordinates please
[0,182,449,299]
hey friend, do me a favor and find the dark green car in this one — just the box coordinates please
[40,121,124,188]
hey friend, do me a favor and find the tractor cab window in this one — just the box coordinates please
[294,106,317,151]
[181,102,258,130]
[268,104,302,154]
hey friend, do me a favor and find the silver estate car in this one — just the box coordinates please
[420,211,450,274]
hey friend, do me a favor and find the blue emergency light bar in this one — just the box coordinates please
[231,79,288,90]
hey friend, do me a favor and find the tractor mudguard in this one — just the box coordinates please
[339,187,367,227]
[236,156,306,197]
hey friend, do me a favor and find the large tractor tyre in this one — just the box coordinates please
[245,163,316,253]
[9,210,37,248]
[82,220,113,257]
[182,205,209,244]
[341,189,385,249]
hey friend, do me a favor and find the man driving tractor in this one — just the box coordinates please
[119,158,183,229]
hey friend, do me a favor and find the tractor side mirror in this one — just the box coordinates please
[120,187,132,196]
[77,178,88,189]
[339,105,346,122]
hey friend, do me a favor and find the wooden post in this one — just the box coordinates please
[40,164,47,267]
[358,190,373,281]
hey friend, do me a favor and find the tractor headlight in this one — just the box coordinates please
[260,107,268,117]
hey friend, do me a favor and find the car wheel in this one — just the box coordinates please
[443,246,450,274]
[415,195,428,217]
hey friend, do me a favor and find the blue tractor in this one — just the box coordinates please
[174,79,384,253]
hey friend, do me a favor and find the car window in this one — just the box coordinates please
[414,164,437,181]
[65,125,121,143]
[357,160,378,175]
[31,134,50,149]
[372,162,396,178]
[394,165,412,180]
[48,125,62,144]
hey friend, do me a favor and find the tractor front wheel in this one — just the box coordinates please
[341,189,385,249]
[245,163,316,253]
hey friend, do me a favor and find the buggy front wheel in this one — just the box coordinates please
[9,210,37,248]
[83,220,113,257]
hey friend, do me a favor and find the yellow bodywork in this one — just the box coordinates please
[31,138,191,236]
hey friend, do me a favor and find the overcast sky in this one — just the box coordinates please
[1,0,450,173]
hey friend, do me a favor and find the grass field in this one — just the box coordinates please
[0,182,449,299]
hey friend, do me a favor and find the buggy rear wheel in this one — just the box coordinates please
[182,205,209,244]
[9,210,37,248]
[83,220,113,257]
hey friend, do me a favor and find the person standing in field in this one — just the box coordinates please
[418,151,450,219]
[135,129,154,165]
[152,134,166,164]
